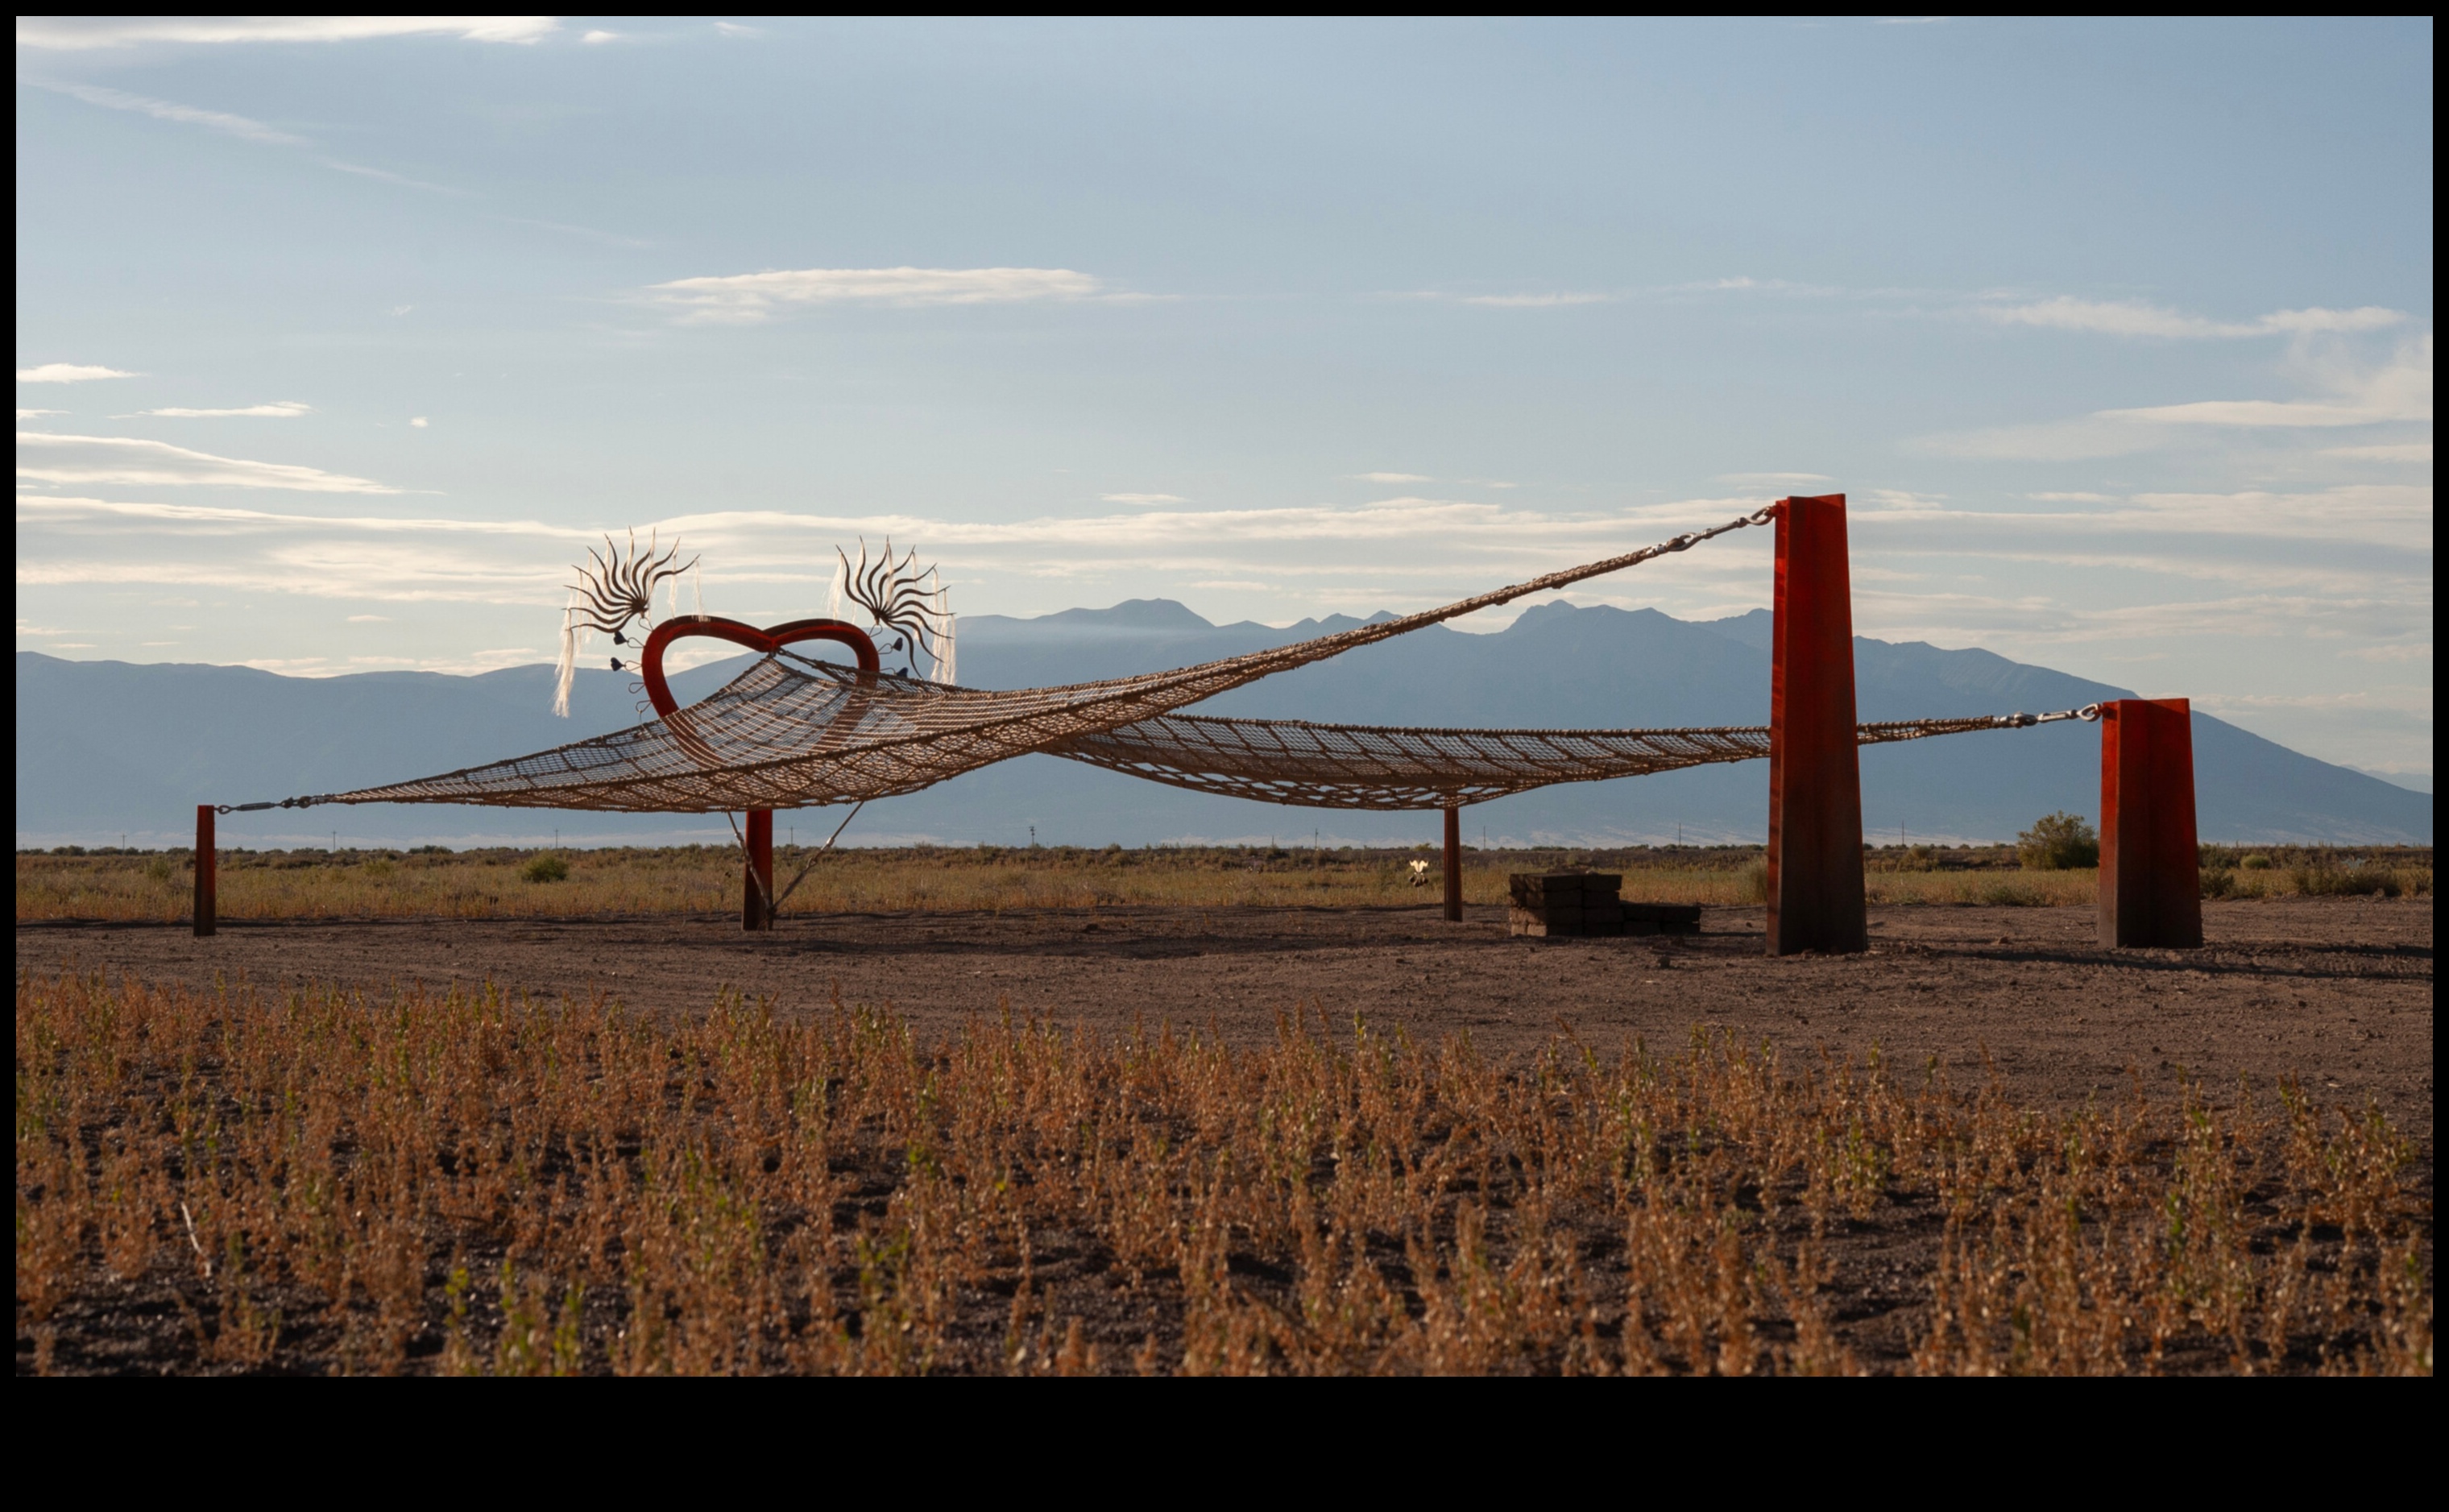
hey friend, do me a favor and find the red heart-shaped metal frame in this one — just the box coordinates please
[637,615,880,719]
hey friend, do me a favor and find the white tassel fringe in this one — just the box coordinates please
[552,603,582,718]
[933,588,956,685]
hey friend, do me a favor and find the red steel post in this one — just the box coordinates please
[640,616,872,941]
[1766,493,1868,955]
[2098,698,2203,949]
[194,805,217,938]
[743,808,775,930]
[1442,805,1464,922]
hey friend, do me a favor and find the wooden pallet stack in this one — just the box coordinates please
[1508,873,1703,938]
[1507,872,1622,937]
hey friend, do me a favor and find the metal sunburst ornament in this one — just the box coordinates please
[839,537,952,680]
[553,531,698,715]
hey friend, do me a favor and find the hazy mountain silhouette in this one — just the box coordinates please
[15,600,2430,848]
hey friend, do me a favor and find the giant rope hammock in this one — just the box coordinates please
[255,508,2091,818]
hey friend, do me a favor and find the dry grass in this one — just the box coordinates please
[18,845,1782,922]
[17,968,2430,1375]
[17,844,2428,925]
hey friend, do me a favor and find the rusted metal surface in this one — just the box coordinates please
[639,615,879,719]
[639,616,877,934]
[193,805,215,938]
[839,539,950,676]
[1766,494,1868,956]
[568,532,697,640]
[743,808,775,931]
[1443,806,1464,922]
[2099,698,2203,949]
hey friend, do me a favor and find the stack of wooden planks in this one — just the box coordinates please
[1508,872,1703,938]
[1508,872,1622,937]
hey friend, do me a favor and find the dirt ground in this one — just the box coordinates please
[22,896,2434,1139]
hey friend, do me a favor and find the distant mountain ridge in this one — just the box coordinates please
[15,600,2430,847]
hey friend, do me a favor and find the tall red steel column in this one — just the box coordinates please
[1766,494,1868,955]
[743,809,775,931]
[193,805,217,938]
[1443,805,1464,922]
[2098,698,2202,949]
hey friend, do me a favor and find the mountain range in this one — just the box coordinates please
[15,601,2431,849]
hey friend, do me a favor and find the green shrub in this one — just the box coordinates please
[2200,868,2236,900]
[522,854,570,884]
[2240,853,2273,871]
[2292,860,2399,898]
[1978,880,2042,906]
[143,855,177,885]
[2016,811,2099,871]
[1739,858,1769,904]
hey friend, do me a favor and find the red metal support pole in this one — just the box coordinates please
[1766,494,1867,955]
[743,809,775,930]
[1442,805,1464,922]
[194,805,217,938]
[2098,698,2203,949]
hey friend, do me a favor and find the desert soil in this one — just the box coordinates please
[22,896,2434,1137]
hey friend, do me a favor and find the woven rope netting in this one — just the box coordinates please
[296,512,1775,814]
[1048,713,2033,810]
[288,510,2079,816]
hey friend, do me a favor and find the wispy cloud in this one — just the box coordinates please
[17,409,65,420]
[130,402,310,420]
[31,76,460,193]
[27,80,301,143]
[1668,276,1842,296]
[2325,442,2431,462]
[18,363,137,384]
[2095,399,2413,429]
[1456,292,1610,308]
[499,215,650,249]
[1717,471,1832,487]
[1919,337,2432,458]
[1979,296,2406,340]
[15,491,1785,613]
[1353,472,1432,483]
[1100,493,1187,505]
[20,485,2433,717]
[314,158,462,194]
[642,265,1112,323]
[16,435,400,493]
[1846,483,2431,550]
[16,18,557,49]
[17,495,556,534]
[1391,290,1613,308]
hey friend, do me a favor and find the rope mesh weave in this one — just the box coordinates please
[280,508,2086,818]
[1046,714,2029,811]
[289,513,1780,813]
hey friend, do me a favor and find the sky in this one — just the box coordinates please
[15,17,2434,781]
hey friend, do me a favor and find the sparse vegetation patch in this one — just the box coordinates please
[16,970,2430,1375]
